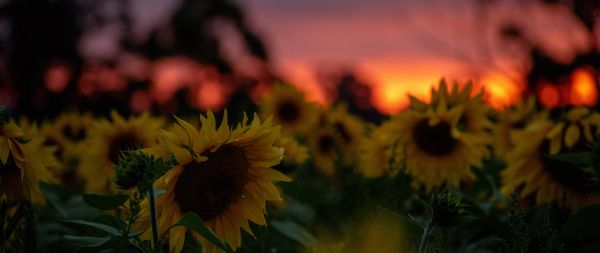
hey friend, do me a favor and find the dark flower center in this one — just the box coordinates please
[62,124,86,141]
[539,127,600,193]
[0,155,20,194]
[317,134,336,154]
[276,100,301,123]
[43,136,64,159]
[174,144,249,221]
[333,122,352,144]
[511,120,527,129]
[107,132,143,164]
[413,119,458,156]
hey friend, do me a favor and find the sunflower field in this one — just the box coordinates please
[2,79,600,253]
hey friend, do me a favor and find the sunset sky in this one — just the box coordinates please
[108,0,594,113]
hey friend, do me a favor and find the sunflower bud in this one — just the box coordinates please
[429,188,470,227]
[113,150,176,192]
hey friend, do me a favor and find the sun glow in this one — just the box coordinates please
[569,67,597,106]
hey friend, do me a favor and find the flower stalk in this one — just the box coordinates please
[148,185,160,248]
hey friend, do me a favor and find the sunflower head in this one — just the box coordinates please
[259,83,319,135]
[275,133,309,166]
[502,107,600,209]
[326,104,366,163]
[392,80,492,191]
[308,126,339,176]
[113,150,175,192]
[1,121,55,203]
[136,111,289,253]
[357,121,400,178]
[493,97,543,158]
[80,111,165,193]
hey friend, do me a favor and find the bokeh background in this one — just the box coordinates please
[1,0,599,118]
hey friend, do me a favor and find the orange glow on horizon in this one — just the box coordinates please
[539,83,560,108]
[282,59,526,114]
[194,81,229,109]
[481,74,523,109]
[372,77,436,114]
[569,67,597,106]
[45,64,72,93]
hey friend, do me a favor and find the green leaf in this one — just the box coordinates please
[82,193,129,210]
[563,204,600,241]
[40,182,67,218]
[61,235,112,252]
[182,231,202,253]
[172,212,233,253]
[271,220,318,249]
[63,219,121,236]
[545,152,592,166]
[92,214,127,231]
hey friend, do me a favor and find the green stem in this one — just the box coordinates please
[418,217,433,253]
[4,200,26,242]
[148,186,159,249]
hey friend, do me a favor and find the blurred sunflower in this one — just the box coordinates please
[357,121,399,178]
[53,112,94,144]
[0,121,56,203]
[392,81,492,191]
[326,104,366,164]
[136,111,289,253]
[37,113,94,187]
[308,126,338,176]
[493,97,544,158]
[502,107,600,209]
[259,83,319,135]
[308,209,411,253]
[276,133,309,165]
[80,111,164,193]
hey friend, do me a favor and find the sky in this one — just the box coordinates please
[230,0,590,112]
[90,0,592,113]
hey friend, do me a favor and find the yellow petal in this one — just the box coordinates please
[451,127,462,139]
[567,107,590,121]
[0,137,8,164]
[409,95,426,111]
[564,124,581,148]
[110,110,125,125]
[546,123,564,139]
[447,105,465,125]
[217,109,230,143]
[173,116,198,144]
[159,132,192,165]
[2,123,24,138]
[549,136,562,155]
[436,94,448,113]
[428,116,441,127]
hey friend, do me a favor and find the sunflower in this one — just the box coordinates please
[493,97,545,158]
[1,121,56,203]
[307,209,411,253]
[259,83,319,135]
[276,133,309,165]
[326,104,366,165]
[135,111,289,253]
[307,126,339,176]
[80,111,164,193]
[357,121,400,178]
[391,81,492,191]
[52,111,94,144]
[501,107,600,209]
[37,113,94,187]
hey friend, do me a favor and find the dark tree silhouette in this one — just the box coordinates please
[0,0,272,118]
